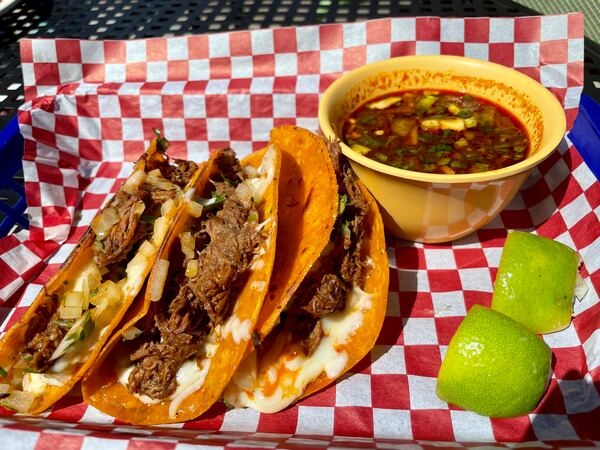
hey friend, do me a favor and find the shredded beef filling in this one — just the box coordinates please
[127,150,260,400]
[22,154,197,373]
[160,159,199,187]
[289,140,368,356]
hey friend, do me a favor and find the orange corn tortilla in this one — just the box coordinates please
[0,139,198,414]
[82,145,281,425]
[256,126,338,341]
[225,138,388,412]
[302,181,388,399]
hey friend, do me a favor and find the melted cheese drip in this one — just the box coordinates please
[116,310,252,419]
[222,316,252,344]
[224,286,372,413]
[245,144,277,204]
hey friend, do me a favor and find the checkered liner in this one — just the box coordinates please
[0,13,599,449]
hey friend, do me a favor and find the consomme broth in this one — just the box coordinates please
[343,90,530,175]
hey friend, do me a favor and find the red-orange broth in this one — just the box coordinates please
[343,90,530,175]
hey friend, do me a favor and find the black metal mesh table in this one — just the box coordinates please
[1,0,600,130]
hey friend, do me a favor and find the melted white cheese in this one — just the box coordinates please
[22,373,68,395]
[224,286,372,413]
[243,144,277,205]
[222,315,252,344]
[250,281,267,292]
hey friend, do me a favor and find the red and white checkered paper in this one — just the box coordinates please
[0,13,599,449]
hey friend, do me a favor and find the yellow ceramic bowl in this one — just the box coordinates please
[319,55,566,243]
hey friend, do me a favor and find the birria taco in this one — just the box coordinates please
[0,132,201,414]
[82,144,281,424]
[224,126,388,413]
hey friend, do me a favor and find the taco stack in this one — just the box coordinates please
[224,126,388,413]
[0,133,201,414]
[82,144,281,424]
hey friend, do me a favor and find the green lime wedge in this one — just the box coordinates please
[436,305,552,418]
[492,230,579,334]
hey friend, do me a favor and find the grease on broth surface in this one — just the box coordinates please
[343,90,530,175]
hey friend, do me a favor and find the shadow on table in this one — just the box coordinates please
[0,0,53,44]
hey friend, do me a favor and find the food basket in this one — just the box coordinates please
[0,13,599,449]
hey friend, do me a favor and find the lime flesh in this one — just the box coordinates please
[436,305,552,418]
[492,230,579,334]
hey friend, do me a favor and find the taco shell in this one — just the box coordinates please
[82,145,281,424]
[224,136,388,413]
[0,138,201,414]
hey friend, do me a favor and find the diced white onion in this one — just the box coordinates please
[179,232,195,260]
[122,169,146,194]
[147,169,162,177]
[138,240,155,258]
[146,172,179,191]
[161,198,176,216]
[90,207,120,239]
[149,259,170,302]
[90,280,122,307]
[0,384,11,395]
[13,358,29,370]
[187,200,203,218]
[133,200,146,218]
[122,326,143,341]
[81,277,90,311]
[58,305,83,320]
[235,182,253,203]
[243,165,258,179]
[103,280,123,306]
[366,96,403,109]
[185,259,198,278]
[0,390,35,412]
[63,291,83,309]
[22,373,66,396]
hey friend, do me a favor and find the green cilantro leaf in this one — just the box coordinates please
[338,194,348,217]
[197,192,226,210]
[152,128,169,152]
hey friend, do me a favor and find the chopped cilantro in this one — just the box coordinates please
[338,194,348,217]
[419,133,436,143]
[220,171,239,187]
[457,109,473,119]
[428,144,453,155]
[152,128,169,152]
[0,367,7,377]
[23,368,38,374]
[67,311,95,345]
[197,192,226,210]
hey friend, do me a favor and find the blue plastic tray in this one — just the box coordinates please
[0,94,598,238]
[0,116,27,237]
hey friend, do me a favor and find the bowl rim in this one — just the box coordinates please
[318,54,567,184]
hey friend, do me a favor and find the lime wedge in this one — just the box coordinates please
[492,230,579,334]
[436,305,552,418]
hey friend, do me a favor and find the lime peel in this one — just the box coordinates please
[491,230,580,334]
[436,305,552,418]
